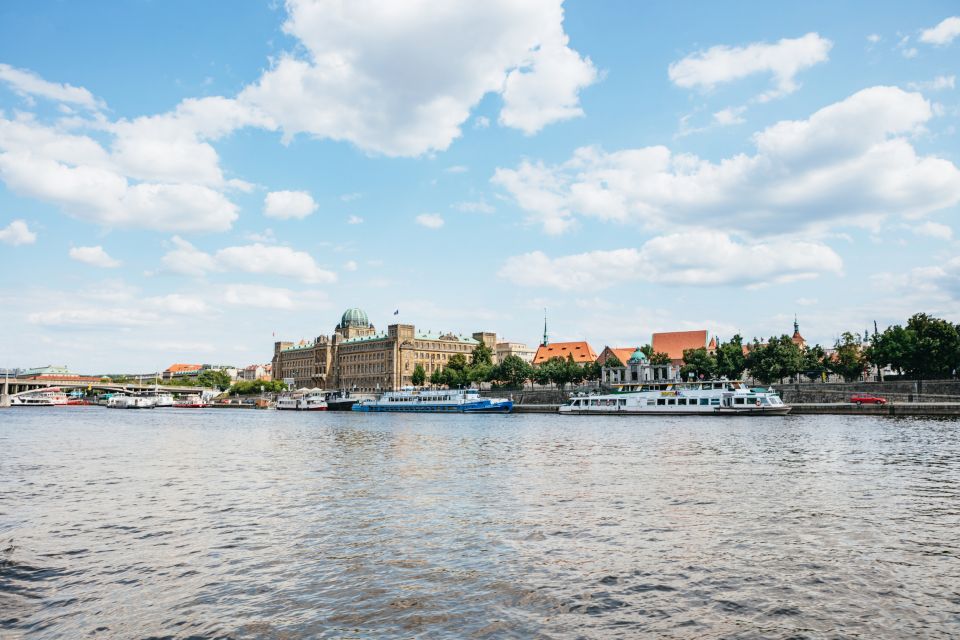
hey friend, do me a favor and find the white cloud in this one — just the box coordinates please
[0,219,36,245]
[346,215,364,225]
[668,33,832,101]
[69,245,121,268]
[494,86,960,236]
[213,243,336,284]
[913,221,953,240]
[867,34,882,44]
[237,0,596,155]
[919,16,960,46]
[340,192,362,202]
[415,213,445,229]
[796,297,819,306]
[474,116,491,129]
[264,190,317,219]
[454,200,495,214]
[498,231,843,289]
[223,284,297,309]
[344,260,358,271]
[160,236,219,276]
[0,63,103,110]
[445,165,469,174]
[713,106,746,126]
[907,75,955,91]
[28,307,157,327]
[0,114,239,232]
[901,47,919,59]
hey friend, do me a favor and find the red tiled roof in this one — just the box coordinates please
[165,363,202,373]
[651,330,708,361]
[596,346,636,365]
[533,341,598,365]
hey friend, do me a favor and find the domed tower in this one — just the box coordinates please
[336,308,375,339]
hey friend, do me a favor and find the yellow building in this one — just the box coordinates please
[272,308,498,392]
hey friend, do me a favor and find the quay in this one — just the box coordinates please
[513,403,960,416]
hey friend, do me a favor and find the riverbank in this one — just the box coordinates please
[513,403,960,416]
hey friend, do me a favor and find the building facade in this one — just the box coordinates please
[495,341,535,363]
[272,308,499,392]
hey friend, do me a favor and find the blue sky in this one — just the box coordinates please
[1,1,959,373]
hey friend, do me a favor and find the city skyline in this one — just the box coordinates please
[2,2,959,372]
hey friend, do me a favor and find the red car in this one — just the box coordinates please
[851,394,887,406]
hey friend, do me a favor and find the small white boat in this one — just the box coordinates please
[106,394,156,409]
[152,393,175,407]
[276,388,327,411]
[10,388,69,406]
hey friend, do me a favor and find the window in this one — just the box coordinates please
[667,399,676,405]
[657,399,665,406]
[734,397,745,405]
[699,398,709,406]
[711,399,720,406]
[678,398,687,406]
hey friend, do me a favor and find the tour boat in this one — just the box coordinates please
[106,394,156,409]
[352,388,513,413]
[559,380,790,415]
[276,388,328,411]
[10,388,69,406]
[173,393,210,408]
[152,393,175,407]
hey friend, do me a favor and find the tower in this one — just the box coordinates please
[542,308,549,347]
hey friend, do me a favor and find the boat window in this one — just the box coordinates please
[699,398,709,406]
[678,398,687,406]
[711,398,720,406]
[618,399,626,407]
[656,398,665,406]
[734,397,745,405]
[667,399,676,405]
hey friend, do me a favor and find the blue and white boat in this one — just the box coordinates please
[352,388,513,413]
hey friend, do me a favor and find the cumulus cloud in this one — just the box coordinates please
[346,215,364,224]
[69,245,121,268]
[415,214,445,229]
[144,293,210,315]
[713,106,746,126]
[919,16,960,46]
[454,200,495,214]
[160,238,336,284]
[237,0,596,155]
[668,33,832,101]
[28,307,158,327]
[912,221,953,240]
[498,231,843,289]
[0,219,36,245]
[494,86,960,236]
[907,75,956,91]
[264,190,317,219]
[0,63,103,110]
[0,113,239,232]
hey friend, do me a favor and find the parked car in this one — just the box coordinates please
[851,394,887,406]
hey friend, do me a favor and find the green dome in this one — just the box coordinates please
[628,348,647,363]
[340,308,369,328]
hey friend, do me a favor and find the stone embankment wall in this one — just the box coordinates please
[775,380,960,404]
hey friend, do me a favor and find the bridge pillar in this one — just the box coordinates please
[1,376,10,408]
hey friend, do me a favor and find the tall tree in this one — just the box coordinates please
[827,332,867,382]
[470,342,494,367]
[745,336,803,384]
[411,364,426,386]
[429,368,443,385]
[715,335,746,380]
[649,351,671,366]
[680,347,716,380]
[495,355,531,389]
[802,345,827,382]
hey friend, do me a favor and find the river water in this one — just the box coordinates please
[1,408,958,639]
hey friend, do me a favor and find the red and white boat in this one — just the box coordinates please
[10,387,69,406]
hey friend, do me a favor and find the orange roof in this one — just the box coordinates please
[651,330,708,361]
[596,346,636,364]
[533,341,597,365]
[165,363,202,373]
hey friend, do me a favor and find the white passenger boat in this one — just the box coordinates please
[152,393,175,407]
[106,394,156,409]
[559,380,790,416]
[10,388,69,406]
[352,388,513,413]
[276,388,327,411]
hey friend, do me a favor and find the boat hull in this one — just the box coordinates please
[353,400,513,413]
[559,406,791,416]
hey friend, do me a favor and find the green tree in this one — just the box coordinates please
[532,362,553,387]
[228,380,288,395]
[470,342,494,367]
[639,344,654,359]
[429,368,443,385]
[801,345,827,382]
[495,355,532,389]
[649,351,671,366]
[904,313,960,379]
[827,332,867,382]
[603,354,624,368]
[197,369,232,390]
[715,335,746,380]
[411,363,426,386]
[745,336,804,384]
[581,359,602,382]
[566,354,586,387]
[680,347,716,380]
[542,356,573,389]
[441,353,470,387]
[469,362,493,384]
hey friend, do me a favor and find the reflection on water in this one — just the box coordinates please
[1,409,959,638]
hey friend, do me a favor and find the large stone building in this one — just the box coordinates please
[272,308,499,391]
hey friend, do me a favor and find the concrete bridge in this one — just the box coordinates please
[0,377,215,406]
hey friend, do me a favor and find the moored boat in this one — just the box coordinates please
[106,394,156,409]
[352,388,513,413]
[559,380,790,416]
[10,388,69,406]
[276,388,327,411]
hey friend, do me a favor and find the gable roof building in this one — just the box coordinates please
[533,341,598,365]
[595,346,637,366]
[651,330,709,365]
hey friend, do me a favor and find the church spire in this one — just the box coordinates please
[542,308,549,346]
[794,315,799,335]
